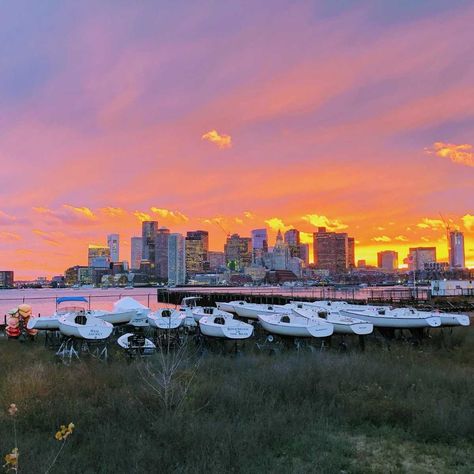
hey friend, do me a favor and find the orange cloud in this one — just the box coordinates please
[462,214,474,231]
[425,142,474,167]
[150,207,189,223]
[394,235,408,241]
[201,130,232,149]
[416,218,444,230]
[264,217,292,232]
[0,210,16,223]
[301,214,348,231]
[0,231,22,242]
[372,235,391,242]
[101,207,126,217]
[134,211,152,222]
[63,205,96,220]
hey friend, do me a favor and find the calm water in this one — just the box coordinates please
[0,287,163,317]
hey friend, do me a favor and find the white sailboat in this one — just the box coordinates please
[58,313,113,340]
[199,315,254,339]
[230,302,290,320]
[148,308,186,330]
[117,332,156,354]
[258,313,333,338]
[192,306,234,322]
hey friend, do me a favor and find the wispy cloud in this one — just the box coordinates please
[416,218,444,230]
[425,142,474,167]
[394,235,408,242]
[0,231,21,242]
[462,214,474,231]
[201,130,232,149]
[133,211,152,222]
[372,235,392,242]
[0,210,16,224]
[150,207,189,223]
[301,214,348,231]
[264,217,292,232]
[100,207,126,217]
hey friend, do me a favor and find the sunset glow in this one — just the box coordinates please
[0,1,473,278]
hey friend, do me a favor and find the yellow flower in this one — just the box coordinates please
[55,422,75,441]
[55,431,63,441]
[7,404,18,416]
[68,422,75,431]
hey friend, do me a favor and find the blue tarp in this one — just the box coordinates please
[56,296,88,304]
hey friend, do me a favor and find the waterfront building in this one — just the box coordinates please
[224,234,252,271]
[107,234,120,263]
[64,266,93,286]
[377,250,398,271]
[208,251,226,271]
[185,230,209,275]
[313,227,348,273]
[88,245,111,268]
[130,237,143,270]
[168,233,186,285]
[142,221,158,272]
[407,247,436,272]
[251,228,268,264]
[155,228,170,279]
[448,230,465,269]
[0,271,14,288]
[348,237,355,269]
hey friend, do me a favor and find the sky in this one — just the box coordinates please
[0,0,473,279]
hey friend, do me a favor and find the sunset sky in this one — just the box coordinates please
[1,0,473,279]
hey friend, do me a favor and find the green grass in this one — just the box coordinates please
[0,328,473,473]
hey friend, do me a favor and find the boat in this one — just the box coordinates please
[258,313,333,338]
[199,315,254,339]
[178,297,202,327]
[291,307,373,335]
[110,297,150,326]
[148,308,186,330]
[191,306,234,322]
[117,332,156,355]
[340,307,441,329]
[229,302,290,320]
[215,301,247,313]
[58,313,113,340]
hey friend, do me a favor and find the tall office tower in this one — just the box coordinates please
[107,234,120,263]
[130,237,143,270]
[185,230,209,275]
[88,245,111,268]
[298,243,310,266]
[155,228,170,279]
[407,247,437,271]
[251,228,268,264]
[168,233,186,285]
[284,229,301,258]
[271,230,290,270]
[448,230,465,268]
[348,237,355,268]
[377,250,399,271]
[224,234,253,271]
[313,227,348,273]
[208,251,226,271]
[142,221,158,272]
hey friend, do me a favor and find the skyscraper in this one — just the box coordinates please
[313,227,348,273]
[224,234,252,271]
[298,243,310,266]
[155,228,170,279]
[185,230,209,275]
[251,228,268,264]
[407,247,436,271]
[107,234,120,263]
[168,233,186,285]
[142,221,158,272]
[348,237,355,269]
[448,230,465,268]
[284,229,301,258]
[377,250,398,271]
[88,245,111,268]
[130,237,143,270]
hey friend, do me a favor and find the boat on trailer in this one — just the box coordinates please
[58,313,113,340]
[215,300,247,313]
[258,313,333,338]
[199,315,254,339]
[438,312,470,327]
[117,332,156,355]
[230,302,290,320]
[148,308,186,330]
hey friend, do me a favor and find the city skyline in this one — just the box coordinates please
[1,1,473,278]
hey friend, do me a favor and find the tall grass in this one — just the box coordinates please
[0,328,473,473]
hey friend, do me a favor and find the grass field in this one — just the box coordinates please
[0,327,473,473]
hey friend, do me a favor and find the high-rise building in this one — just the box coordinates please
[88,245,111,268]
[168,233,186,285]
[377,250,398,271]
[208,251,226,271]
[298,243,310,266]
[185,230,209,275]
[268,230,290,270]
[348,237,355,269]
[448,231,465,268]
[407,247,436,271]
[130,237,143,270]
[224,234,252,271]
[251,229,268,264]
[155,228,170,279]
[107,234,120,263]
[284,229,302,259]
[142,221,158,272]
[313,227,348,273]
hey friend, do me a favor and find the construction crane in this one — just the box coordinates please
[214,219,230,239]
[439,212,451,265]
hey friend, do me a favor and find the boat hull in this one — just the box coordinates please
[199,317,254,339]
[148,309,185,330]
[439,314,471,327]
[58,315,113,340]
[258,315,333,338]
[341,310,441,328]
